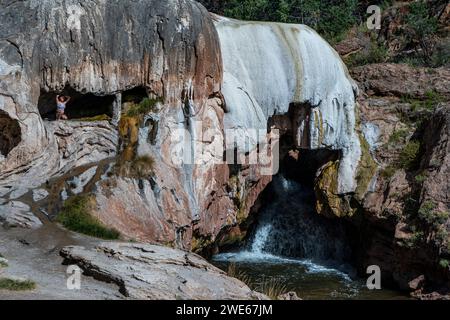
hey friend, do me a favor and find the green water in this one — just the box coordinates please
[212,254,409,300]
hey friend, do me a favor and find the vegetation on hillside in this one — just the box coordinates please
[57,195,121,240]
[0,278,36,291]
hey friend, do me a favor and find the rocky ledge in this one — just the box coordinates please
[60,242,266,300]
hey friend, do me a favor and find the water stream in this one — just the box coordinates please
[212,175,407,300]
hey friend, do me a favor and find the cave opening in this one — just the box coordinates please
[38,86,116,121]
[121,86,148,105]
[0,110,21,158]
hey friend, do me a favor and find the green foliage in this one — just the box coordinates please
[435,227,449,245]
[346,40,388,67]
[414,174,427,184]
[418,201,449,228]
[381,165,396,180]
[400,231,424,249]
[222,0,359,41]
[439,259,449,269]
[0,260,7,268]
[126,98,160,118]
[57,195,120,240]
[257,278,288,300]
[388,129,410,145]
[0,278,36,291]
[430,39,450,67]
[405,1,439,64]
[402,91,444,112]
[406,1,438,42]
[398,140,421,170]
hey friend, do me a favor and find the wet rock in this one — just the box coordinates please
[60,243,267,300]
[278,292,302,300]
[0,201,42,229]
[408,275,426,291]
[32,189,49,202]
[0,257,8,267]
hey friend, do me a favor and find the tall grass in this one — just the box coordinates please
[0,278,36,291]
[57,195,120,240]
[226,263,288,300]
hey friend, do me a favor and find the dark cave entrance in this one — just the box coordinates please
[121,86,148,105]
[38,87,116,121]
[0,110,21,158]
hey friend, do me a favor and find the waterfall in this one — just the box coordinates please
[214,174,354,278]
[250,224,273,254]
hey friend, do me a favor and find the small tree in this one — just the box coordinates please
[406,1,438,65]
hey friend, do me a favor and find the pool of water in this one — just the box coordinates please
[212,252,408,300]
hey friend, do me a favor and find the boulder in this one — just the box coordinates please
[60,242,267,300]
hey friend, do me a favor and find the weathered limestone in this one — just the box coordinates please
[60,242,267,300]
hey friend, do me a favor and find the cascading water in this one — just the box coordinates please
[213,174,406,299]
[216,174,353,269]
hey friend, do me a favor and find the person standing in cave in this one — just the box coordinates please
[56,95,70,120]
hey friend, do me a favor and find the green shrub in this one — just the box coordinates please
[0,278,36,291]
[415,174,427,184]
[400,231,424,249]
[418,201,449,228]
[0,260,7,268]
[398,140,421,170]
[381,165,396,180]
[126,98,160,118]
[405,1,438,65]
[439,259,449,269]
[435,228,449,245]
[347,40,388,67]
[222,0,358,42]
[388,129,410,145]
[57,195,120,240]
[401,91,443,112]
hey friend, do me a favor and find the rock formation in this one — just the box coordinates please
[60,242,267,300]
[0,0,362,252]
[1,0,449,300]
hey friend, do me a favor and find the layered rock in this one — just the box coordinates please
[60,242,267,300]
[0,0,222,187]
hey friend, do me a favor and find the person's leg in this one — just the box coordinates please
[62,113,68,120]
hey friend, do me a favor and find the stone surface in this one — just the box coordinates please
[278,291,302,300]
[352,64,450,99]
[60,242,267,300]
[32,189,49,202]
[215,15,361,194]
[0,201,42,229]
[0,0,222,189]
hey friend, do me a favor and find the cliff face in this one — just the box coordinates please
[1,0,364,252]
[215,16,361,194]
[0,0,222,185]
[0,0,227,247]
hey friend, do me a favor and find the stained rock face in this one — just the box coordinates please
[0,0,222,187]
[1,1,365,255]
[60,242,267,300]
[214,16,361,194]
